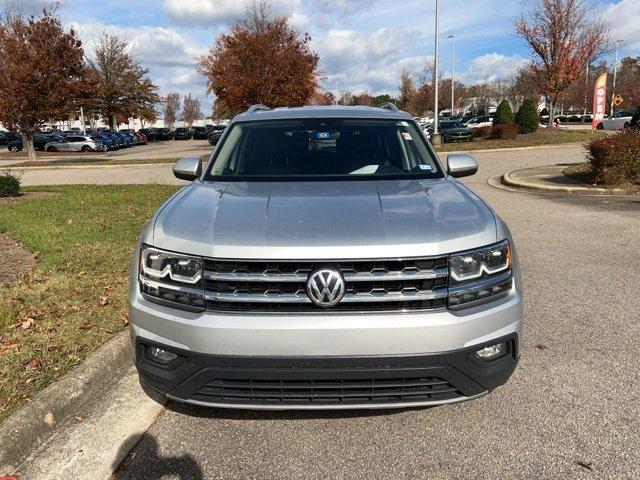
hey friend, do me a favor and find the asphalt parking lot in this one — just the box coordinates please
[112,145,640,479]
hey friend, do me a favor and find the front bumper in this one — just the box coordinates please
[135,334,518,410]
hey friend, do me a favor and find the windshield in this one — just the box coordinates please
[204,118,442,181]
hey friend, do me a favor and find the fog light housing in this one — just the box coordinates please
[147,346,178,365]
[475,342,506,361]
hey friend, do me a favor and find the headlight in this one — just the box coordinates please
[448,241,513,309]
[139,246,205,311]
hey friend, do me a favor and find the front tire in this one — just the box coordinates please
[596,123,604,130]
[9,145,20,152]
[47,146,57,152]
[81,145,91,152]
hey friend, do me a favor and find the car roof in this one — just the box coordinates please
[232,105,413,123]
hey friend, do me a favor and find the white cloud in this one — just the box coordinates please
[162,0,303,27]
[68,19,211,111]
[599,0,640,55]
[461,53,527,84]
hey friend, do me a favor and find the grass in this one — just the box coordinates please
[0,184,180,423]
[563,162,596,184]
[436,129,608,152]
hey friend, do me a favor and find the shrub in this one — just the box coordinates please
[630,106,640,131]
[0,171,21,197]
[514,99,539,134]
[491,123,519,140]
[473,125,492,138]
[493,99,513,125]
[587,131,640,186]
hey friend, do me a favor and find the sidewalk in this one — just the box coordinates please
[500,164,637,195]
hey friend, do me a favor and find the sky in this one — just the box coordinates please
[12,0,640,114]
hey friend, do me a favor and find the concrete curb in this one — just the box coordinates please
[0,330,132,471]
[501,167,636,195]
[438,141,589,155]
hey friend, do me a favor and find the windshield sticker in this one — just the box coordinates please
[316,131,331,140]
[417,164,432,171]
[401,132,413,140]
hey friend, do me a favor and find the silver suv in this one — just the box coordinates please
[44,134,105,152]
[129,104,523,410]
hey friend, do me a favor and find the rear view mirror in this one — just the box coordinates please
[447,154,478,178]
[173,157,202,181]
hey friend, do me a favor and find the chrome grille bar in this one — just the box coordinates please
[205,288,447,304]
[204,266,448,283]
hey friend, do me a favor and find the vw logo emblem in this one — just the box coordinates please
[306,269,346,308]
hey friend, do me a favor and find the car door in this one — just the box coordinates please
[67,136,85,151]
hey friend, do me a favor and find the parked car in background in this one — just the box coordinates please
[192,126,208,139]
[155,128,173,140]
[7,133,64,152]
[139,128,157,141]
[134,132,147,145]
[208,129,225,146]
[44,135,105,152]
[596,111,635,130]
[0,131,20,145]
[96,133,117,150]
[174,127,192,140]
[429,121,474,143]
[465,116,493,128]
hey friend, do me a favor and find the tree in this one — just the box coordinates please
[373,94,397,106]
[397,68,415,112]
[310,90,335,105]
[493,99,514,125]
[137,106,158,128]
[196,1,319,115]
[0,9,96,162]
[515,0,609,126]
[515,99,539,133]
[89,32,160,130]
[352,91,373,106]
[615,57,640,111]
[181,93,202,128]
[163,92,180,129]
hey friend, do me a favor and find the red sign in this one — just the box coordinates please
[592,73,607,129]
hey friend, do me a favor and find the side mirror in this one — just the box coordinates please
[447,153,478,178]
[173,157,202,181]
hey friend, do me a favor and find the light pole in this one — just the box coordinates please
[432,0,440,145]
[610,39,622,116]
[448,33,455,116]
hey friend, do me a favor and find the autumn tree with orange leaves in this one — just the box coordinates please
[197,1,319,117]
[0,9,95,161]
[516,0,609,126]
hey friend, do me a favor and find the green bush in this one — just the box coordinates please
[630,106,640,131]
[515,99,539,134]
[587,131,640,186]
[491,122,519,140]
[0,171,21,197]
[493,100,513,125]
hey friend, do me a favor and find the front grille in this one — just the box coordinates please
[192,376,463,406]
[204,257,449,313]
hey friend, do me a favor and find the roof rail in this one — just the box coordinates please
[378,102,399,112]
[246,104,271,114]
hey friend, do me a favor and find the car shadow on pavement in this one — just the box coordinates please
[112,434,204,480]
[164,398,430,421]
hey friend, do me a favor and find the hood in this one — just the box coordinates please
[152,179,498,259]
